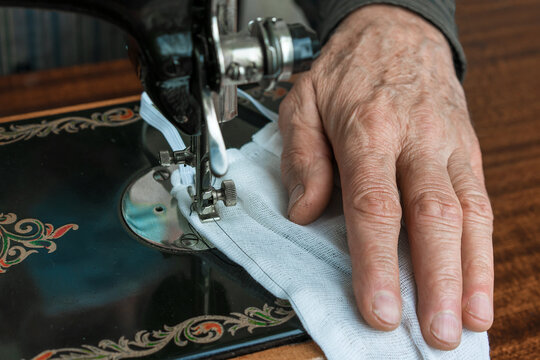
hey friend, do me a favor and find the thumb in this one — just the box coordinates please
[278,75,333,225]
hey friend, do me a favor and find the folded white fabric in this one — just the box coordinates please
[139,92,195,185]
[139,92,489,359]
[169,122,490,360]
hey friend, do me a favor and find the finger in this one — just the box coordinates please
[448,151,494,331]
[399,152,463,350]
[279,76,334,225]
[336,141,402,331]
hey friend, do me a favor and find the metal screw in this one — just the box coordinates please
[245,62,258,81]
[178,233,200,248]
[226,62,242,81]
[216,180,237,207]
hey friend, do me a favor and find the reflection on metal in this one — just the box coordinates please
[0,107,140,145]
[121,166,214,252]
[32,300,295,360]
[0,213,78,273]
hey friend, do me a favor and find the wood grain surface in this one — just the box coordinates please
[0,0,538,358]
[0,59,142,117]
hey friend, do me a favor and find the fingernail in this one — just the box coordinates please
[430,311,461,344]
[287,184,305,217]
[465,293,492,322]
[372,291,401,326]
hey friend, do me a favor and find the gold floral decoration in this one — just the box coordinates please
[0,213,79,273]
[0,107,140,146]
[33,299,296,360]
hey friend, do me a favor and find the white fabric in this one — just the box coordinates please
[140,92,187,151]
[139,92,194,185]
[139,92,490,359]
[169,122,490,360]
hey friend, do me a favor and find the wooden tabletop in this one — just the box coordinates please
[458,1,540,358]
[0,0,538,358]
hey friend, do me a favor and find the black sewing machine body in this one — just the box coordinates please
[0,87,307,359]
[0,0,320,222]
[0,1,319,357]
[0,0,318,138]
[0,0,203,135]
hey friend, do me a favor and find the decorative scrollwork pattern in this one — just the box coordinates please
[33,299,295,360]
[0,107,140,146]
[0,213,78,273]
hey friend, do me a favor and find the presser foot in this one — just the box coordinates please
[120,166,214,253]
[188,180,237,222]
[160,150,238,223]
[191,191,220,222]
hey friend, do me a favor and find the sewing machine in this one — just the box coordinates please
[0,0,319,252]
[0,1,320,358]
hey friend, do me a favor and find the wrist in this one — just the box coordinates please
[338,5,448,44]
[323,4,455,78]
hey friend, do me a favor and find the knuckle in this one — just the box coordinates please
[463,256,494,285]
[410,104,444,138]
[360,105,387,125]
[356,105,399,145]
[359,243,399,287]
[461,193,494,225]
[281,147,312,174]
[429,269,462,296]
[364,244,397,274]
[410,191,462,226]
[351,189,402,222]
[411,100,436,118]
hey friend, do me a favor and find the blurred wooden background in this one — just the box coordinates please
[458,0,540,358]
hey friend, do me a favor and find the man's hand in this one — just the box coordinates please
[278,5,493,350]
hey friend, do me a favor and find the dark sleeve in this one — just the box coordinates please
[294,0,466,80]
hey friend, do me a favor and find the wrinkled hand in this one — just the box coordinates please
[278,5,493,350]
